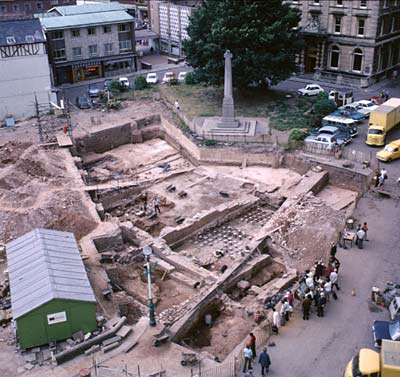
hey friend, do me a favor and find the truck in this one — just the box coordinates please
[366,98,400,146]
[344,339,400,377]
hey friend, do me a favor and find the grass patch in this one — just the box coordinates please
[162,84,317,131]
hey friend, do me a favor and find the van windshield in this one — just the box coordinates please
[369,129,383,135]
[384,145,395,153]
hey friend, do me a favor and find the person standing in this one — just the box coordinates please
[272,307,280,334]
[317,291,327,317]
[305,272,314,290]
[302,295,312,320]
[152,197,161,214]
[330,269,340,291]
[258,348,271,376]
[357,227,365,249]
[242,346,253,373]
[330,242,337,258]
[248,332,256,359]
[324,279,332,301]
[362,222,369,241]
[174,99,180,111]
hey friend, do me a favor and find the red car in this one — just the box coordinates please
[369,96,385,105]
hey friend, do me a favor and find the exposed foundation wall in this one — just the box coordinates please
[161,196,259,248]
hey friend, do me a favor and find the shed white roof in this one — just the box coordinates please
[6,229,96,319]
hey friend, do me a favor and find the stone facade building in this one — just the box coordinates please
[0,18,55,120]
[37,2,137,85]
[0,0,76,19]
[289,0,400,87]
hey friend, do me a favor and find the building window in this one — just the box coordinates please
[360,0,367,8]
[36,2,43,10]
[25,35,34,43]
[334,16,341,33]
[353,48,363,72]
[103,26,112,33]
[313,0,320,4]
[358,19,365,35]
[336,0,343,6]
[88,27,96,36]
[330,46,340,68]
[6,36,16,44]
[13,4,19,11]
[384,0,389,7]
[72,47,82,58]
[50,0,59,5]
[53,48,65,61]
[51,30,64,40]
[118,24,131,32]
[71,29,80,37]
[24,3,31,12]
[119,40,132,51]
[88,45,98,56]
[0,5,7,13]
[104,43,113,54]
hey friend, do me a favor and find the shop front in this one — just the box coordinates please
[72,60,103,83]
[103,57,135,78]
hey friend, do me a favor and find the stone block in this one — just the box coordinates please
[102,336,121,347]
[72,330,84,343]
[237,280,250,290]
[116,325,132,339]
[23,353,36,362]
[103,341,121,353]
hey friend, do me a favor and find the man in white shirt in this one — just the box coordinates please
[243,346,253,372]
[324,280,332,301]
[305,275,314,290]
[330,269,340,291]
[272,307,280,334]
[356,228,365,249]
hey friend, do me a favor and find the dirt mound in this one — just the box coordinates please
[0,142,32,167]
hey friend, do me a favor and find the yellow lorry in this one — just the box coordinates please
[366,98,400,146]
[344,339,400,377]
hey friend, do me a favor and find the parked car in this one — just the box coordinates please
[178,71,187,82]
[330,108,366,122]
[103,79,113,91]
[314,125,352,144]
[354,100,378,115]
[304,133,344,149]
[370,96,385,105]
[297,84,324,96]
[146,72,158,85]
[75,96,90,109]
[372,319,400,347]
[162,71,176,84]
[119,77,130,89]
[88,87,100,98]
[376,139,400,162]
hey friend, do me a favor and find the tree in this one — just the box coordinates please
[134,75,148,90]
[183,0,303,90]
[313,99,337,117]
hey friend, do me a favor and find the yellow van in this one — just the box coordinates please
[376,139,400,162]
[344,348,380,377]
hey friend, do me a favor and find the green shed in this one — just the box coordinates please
[6,228,97,349]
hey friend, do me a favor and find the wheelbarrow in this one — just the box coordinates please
[180,352,198,366]
[152,328,171,347]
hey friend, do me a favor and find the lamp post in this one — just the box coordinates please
[143,246,156,327]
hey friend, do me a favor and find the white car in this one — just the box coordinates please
[304,133,344,149]
[178,71,187,82]
[297,84,324,96]
[146,73,158,85]
[340,100,378,115]
[119,77,130,88]
[162,71,176,84]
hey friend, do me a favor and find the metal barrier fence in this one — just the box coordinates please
[303,142,336,156]
[94,360,166,377]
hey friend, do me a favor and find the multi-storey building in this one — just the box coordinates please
[150,0,197,56]
[0,0,76,19]
[0,18,55,120]
[289,0,400,87]
[37,2,137,85]
[110,0,149,23]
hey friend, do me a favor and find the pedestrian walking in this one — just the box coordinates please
[271,307,280,334]
[286,290,294,307]
[362,222,369,241]
[247,332,256,359]
[324,279,332,301]
[317,291,327,317]
[356,227,365,249]
[258,348,271,376]
[380,168,388,181]
[330,242,337,258]
[152,197,161,214]
[242,346,253,372]
[384,89,389,101]
[302,295,312,320]
[280,298,291,324]
[329,255,341,273]
[393,69,398,80]
[330,269,340,291]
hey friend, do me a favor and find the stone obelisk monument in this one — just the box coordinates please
[219,50,239,128]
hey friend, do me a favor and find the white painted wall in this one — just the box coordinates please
[0,43,55,121]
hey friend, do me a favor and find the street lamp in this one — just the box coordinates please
[143,246,156,327]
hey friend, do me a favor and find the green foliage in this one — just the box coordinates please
[289,128,309,141]
[316,91,328,101]
[184,72,196,85]
[313,99,337,117]
[109,80,121,94]
[204,139,218,146]
[183,0,303,90]
[134,76,148,90]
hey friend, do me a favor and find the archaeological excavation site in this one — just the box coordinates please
[0,99,370,376]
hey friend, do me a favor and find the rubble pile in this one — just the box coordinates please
[267,192,344,270]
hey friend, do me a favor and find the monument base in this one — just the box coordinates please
[199,117,258,139]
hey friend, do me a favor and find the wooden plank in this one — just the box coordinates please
[56,133,73,147]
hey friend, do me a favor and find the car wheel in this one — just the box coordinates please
[388,158,392,162]
[305,93,309,96]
